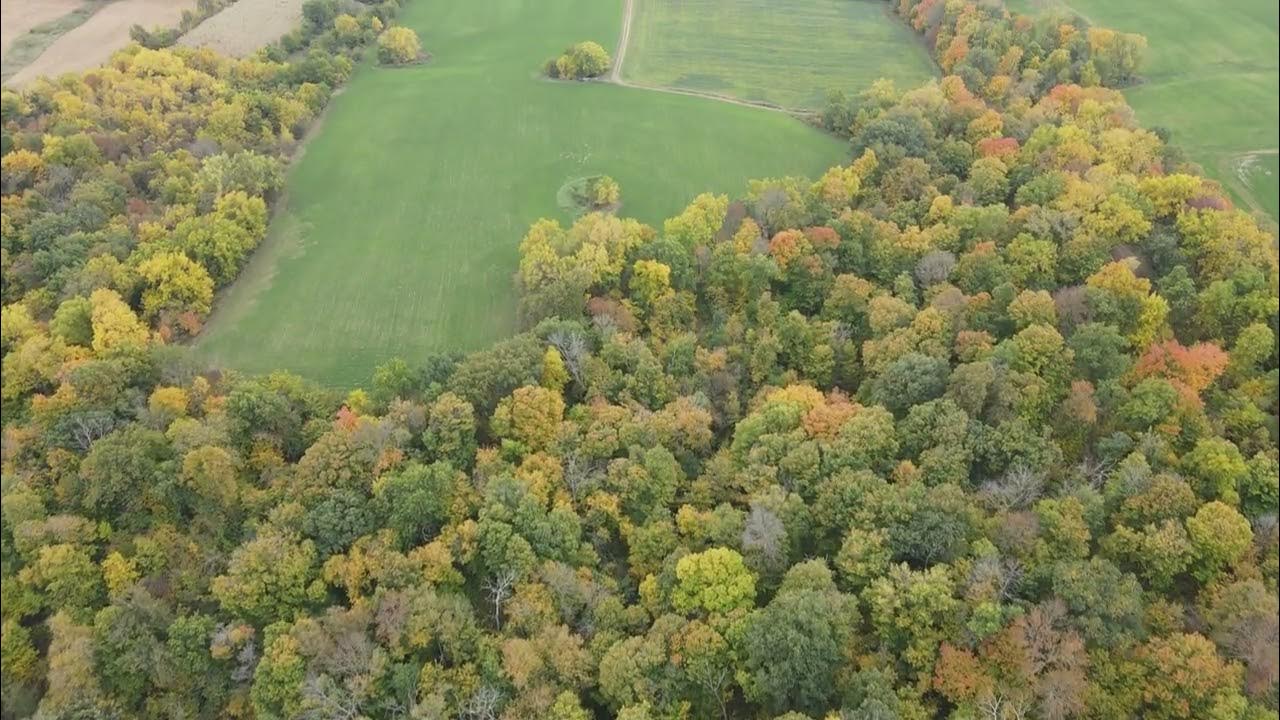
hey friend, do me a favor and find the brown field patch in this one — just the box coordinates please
[7,0,197,85]
[1,0,86,55]
[178,0,302,57]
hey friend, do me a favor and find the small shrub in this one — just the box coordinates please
[556,175,622,216]
[587,175,620,209]
[129,24,181,49]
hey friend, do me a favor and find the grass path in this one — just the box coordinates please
[610,0,633,82]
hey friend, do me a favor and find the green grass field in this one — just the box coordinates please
[196,0,848,386]
[1008,0,1278,221]
[622,0,937,110]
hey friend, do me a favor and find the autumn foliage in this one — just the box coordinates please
[0,0,1277,717]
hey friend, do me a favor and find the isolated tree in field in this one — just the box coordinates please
[378,26,422,65]
[548,41,611,79]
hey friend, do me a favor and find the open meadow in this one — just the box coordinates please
[1008,0,1279,221]
[621,0,937,109]
[196,0,849,385]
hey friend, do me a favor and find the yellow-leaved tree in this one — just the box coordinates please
[378,26,422,65]
[89,289,149,353]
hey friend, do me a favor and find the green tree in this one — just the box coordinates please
[741,564,858,715]
[376,461,460,547]
[1185,501,1252,583]
[19,544,104,619]
[1181,437,1249,503]
[251,626,306,719]
[865,563,959,678]
[76,426,177,527]
[424,391,478,467]
[50,296,94,346]
[211,533,324,625]
[865,352,950,416]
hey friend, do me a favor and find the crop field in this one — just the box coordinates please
[621,0,937,109]
[6,0,198,86]
[1,0,98,83]
[178,0,304,57]
[1008,0,1278,221]
[196,0,848,386]
[1,0,85,55]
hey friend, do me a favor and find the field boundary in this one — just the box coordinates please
[196,81,349,341]
[612,77,803,115]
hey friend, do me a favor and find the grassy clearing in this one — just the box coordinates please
[1007,0,1278,221]
[196,0,847,386]
[1,2,101,83]
[622,0,937,110]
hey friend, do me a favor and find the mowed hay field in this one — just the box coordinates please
[622,0,937,109]
[178,0,304,57]
[196,0,848,386]
[7,0,197,85]
[1010,0,1279,221]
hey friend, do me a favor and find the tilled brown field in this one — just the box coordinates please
[8,0,196,85]
[0,0,85,56]
[178,0,302,57]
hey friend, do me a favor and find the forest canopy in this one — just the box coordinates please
[0,0,1277,719]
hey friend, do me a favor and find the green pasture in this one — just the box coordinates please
[1008,0,1278,221]
[622,0,937,109]
[197,0,847,386]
